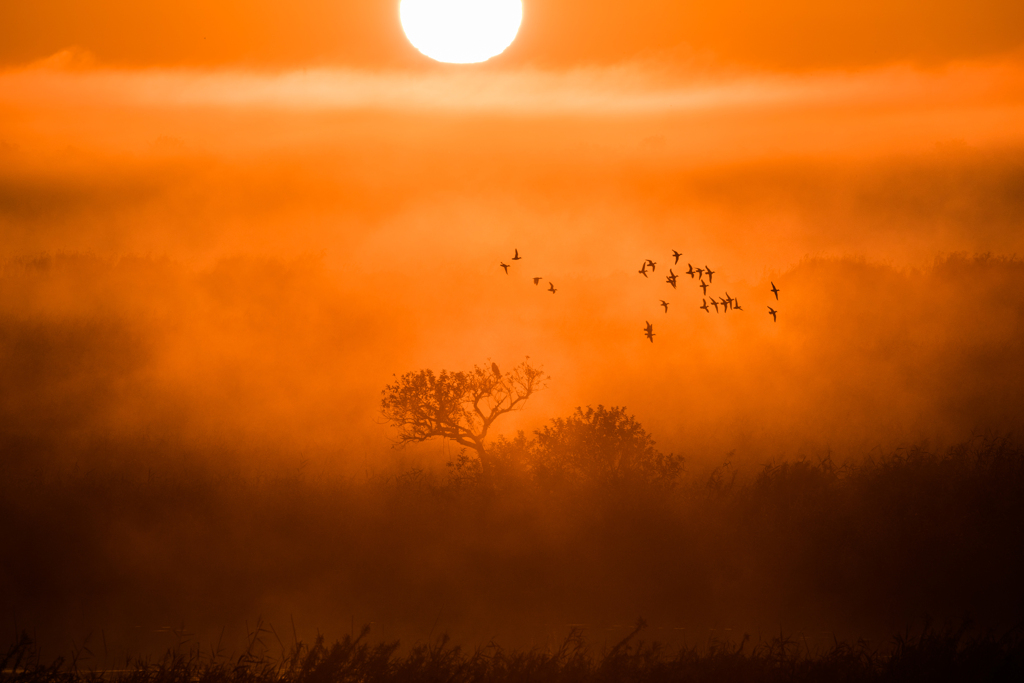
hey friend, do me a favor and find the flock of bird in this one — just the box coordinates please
[499,248,782,342]
[499,249,558,294]
[637,251,784,342]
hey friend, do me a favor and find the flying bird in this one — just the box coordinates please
[672,250,682,265]
[720,296,729,312]
[548,282,557,294]
[768,306,777,322]
[771,282,780,300]
[646,259,657,272]
[660,300,669,312]
[644,321,655,342]
[500,262,509,274]
[724,292,733,308]
[512,248,521,260]
[699,280,709,295]
[696,267,704,279]
[638,262,648,277]
[704,266,714,284]
[732,298,743,311]
[686,264,695,278]
[700,299,709,313]
[710,298,719,313]
[491,362,501,378]
[533,277,542,285]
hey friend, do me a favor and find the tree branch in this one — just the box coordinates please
[380,359,547,473]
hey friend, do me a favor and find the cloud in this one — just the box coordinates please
[4,56,1024,118]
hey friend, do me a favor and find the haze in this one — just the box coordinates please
[2,0,1024,666]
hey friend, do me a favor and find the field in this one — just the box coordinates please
[3,424,1023,655]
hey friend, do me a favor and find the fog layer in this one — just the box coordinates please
[2,58,1023,654]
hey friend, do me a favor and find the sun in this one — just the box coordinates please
[400,0,523,64]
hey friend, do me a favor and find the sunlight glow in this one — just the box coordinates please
[400,0,523,64]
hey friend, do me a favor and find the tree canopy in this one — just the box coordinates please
[495,405,684,490]
[380,358,545,477]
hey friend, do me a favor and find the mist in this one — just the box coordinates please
[2,57,1024,661]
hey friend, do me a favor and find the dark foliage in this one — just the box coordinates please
[4,620,1024,683]
[518,406,684,491]
[2,424,1024,654]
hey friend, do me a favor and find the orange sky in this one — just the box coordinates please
[1,1,1024,69]
[2,3,1024,472]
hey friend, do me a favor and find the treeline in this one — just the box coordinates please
[2,412,1023,651]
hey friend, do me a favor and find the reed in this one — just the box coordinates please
[4,619,1022,683]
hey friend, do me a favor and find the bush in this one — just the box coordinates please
[491,406,684,492]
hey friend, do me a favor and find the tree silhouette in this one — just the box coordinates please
[529,405,683,489]
[381,358,546,477]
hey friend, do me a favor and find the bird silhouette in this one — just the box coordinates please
[771,282,780,300]
[704,266,714,284]
[686,264,695,278]
[491,362,501,378]
[700,299,710,313]
[660,300,669,312]
[646,259,657,272]
[768,306,777,322]
[644,321,655,342]
[732,298,743,311]
[699,280,708,295]
[512,249,521,261]
[720,296,729,312]
[724,292,733,308]
[666,270,678,289]
[533,277,542,285]
[710,299,719,313]
[548,282,557,294]
[500,262,509,274]
[696,267,704,279]
[638,262,648,277]
[672,250,682,264]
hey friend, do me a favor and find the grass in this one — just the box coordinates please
[4,619,1024,683]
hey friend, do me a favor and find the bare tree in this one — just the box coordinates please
[381,358,546,477]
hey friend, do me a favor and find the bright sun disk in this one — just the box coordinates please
[400,0,523,64]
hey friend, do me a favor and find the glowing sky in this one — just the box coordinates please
[2,2,1024,465]
[1,1,1023,69]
